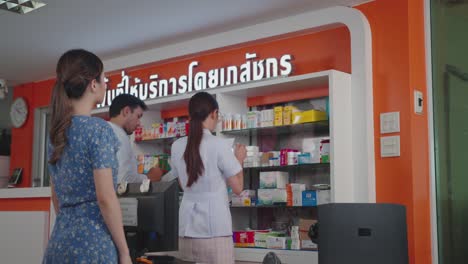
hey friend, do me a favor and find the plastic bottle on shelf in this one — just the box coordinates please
[223,113,232,131]
[241,114,247,129]
[135,126,143,141]
[290,226,300,250]
[320,139,330,163]
[233,114,241,130]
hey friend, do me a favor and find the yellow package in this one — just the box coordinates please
[283,106,299,125]
[300,109,328,123]
[292,112,302,124]
[274,106,283,126]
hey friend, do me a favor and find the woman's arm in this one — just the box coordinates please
[227,171,244,195]
[94,168,130,258]
[227,144,246,195]
[50,179,59,214]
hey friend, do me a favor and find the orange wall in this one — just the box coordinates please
[356,0,431,263]
[0,197,50,211]
[7,0,431,263]
[10,80,54,187]
[104,27,351,92]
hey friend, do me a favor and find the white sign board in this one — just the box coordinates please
[119,197,138,227]
[98,52,293,108]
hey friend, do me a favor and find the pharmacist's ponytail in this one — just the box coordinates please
[184,92,218,187]
[49,49,103,165]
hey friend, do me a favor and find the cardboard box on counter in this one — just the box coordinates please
[298,218,317,249]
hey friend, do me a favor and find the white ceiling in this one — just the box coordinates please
[0,0,371,86]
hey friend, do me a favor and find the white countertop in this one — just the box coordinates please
[0,187,51,199]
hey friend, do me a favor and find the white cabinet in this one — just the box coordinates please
[92,69,374,262]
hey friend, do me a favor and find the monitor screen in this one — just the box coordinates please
[317,203,408,264]
[118,180,179,260]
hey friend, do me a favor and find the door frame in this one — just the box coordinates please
[424,0,439,263]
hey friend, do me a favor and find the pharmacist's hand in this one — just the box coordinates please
[119,253,132,264]
[146,167,164,182]
[234,143,247,164]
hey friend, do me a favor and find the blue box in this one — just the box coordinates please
[302,190,317,206]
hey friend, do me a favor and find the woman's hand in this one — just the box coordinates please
[234,143,247,165]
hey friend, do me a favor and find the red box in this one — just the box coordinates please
[233,230,269,247]
[233,230,255,247]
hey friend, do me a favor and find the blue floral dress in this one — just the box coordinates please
[43,116,120,264]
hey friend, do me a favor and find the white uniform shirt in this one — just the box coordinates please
[171,129,242,238]
[108,122,148,183]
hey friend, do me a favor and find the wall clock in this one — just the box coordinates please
[10,97,28,128]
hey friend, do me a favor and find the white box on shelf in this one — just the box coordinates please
[289,183,306,206]
[257,189,287,205]
[257,189,273,205]
[246,146,259,152]
[301,239,318,249]
[317,189,331,205]
[300,138,322,163]
[260,171,289,189]
[266,236,287,249]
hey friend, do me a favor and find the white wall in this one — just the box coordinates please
[0,211,49,263]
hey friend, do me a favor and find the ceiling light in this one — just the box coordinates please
[0,0,46,14]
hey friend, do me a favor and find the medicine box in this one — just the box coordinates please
[233,230,255,247]
[257,189,287,205]
[286,183,306,206]
[301,190,331,206]
[259,171,289,189]
[274,106,283,126]
[283,105,299,125]
[254,231,282,248]
[266,236,287,249]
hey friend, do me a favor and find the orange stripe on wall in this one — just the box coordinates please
[247,87,328,107]
[0,197,51,211]
[161,107,189,119]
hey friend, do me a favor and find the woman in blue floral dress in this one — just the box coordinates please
[42,49,131,264]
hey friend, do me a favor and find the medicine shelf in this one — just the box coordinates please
[230,205,317,208]
[244,163,330,172]
[134,136,179,144]
[220,120,329,137]
[134,132,218,144]
[234,247,317,263]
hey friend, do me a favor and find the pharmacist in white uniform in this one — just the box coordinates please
[171,92,246,264]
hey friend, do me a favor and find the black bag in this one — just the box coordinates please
[262,252,282,264]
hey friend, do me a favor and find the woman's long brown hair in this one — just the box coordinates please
[48,49,103,165]
[184,92,218,187]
